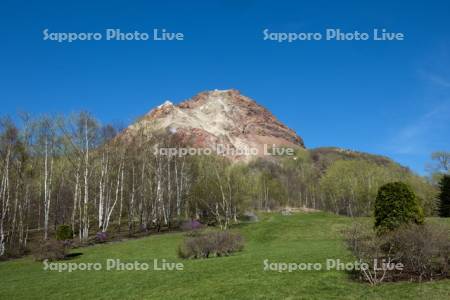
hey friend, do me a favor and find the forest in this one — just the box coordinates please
[0,112,440,257]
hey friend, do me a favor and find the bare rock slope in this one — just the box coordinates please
[123,89,304,159]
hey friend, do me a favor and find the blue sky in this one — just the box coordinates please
[1,0,449,174]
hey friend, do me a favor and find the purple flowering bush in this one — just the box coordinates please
[181,220,203,231]
[95,231,108,243]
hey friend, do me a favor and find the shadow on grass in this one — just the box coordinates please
[65,252,83,259]
[230,221,258,229]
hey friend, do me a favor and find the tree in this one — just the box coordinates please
[428,151,450,184]
[438,174,450,217]
[0,109,441,258]
[319,160,392,216]
[0,118,32,256]
[374,182,424,232]
[34,116,57,240]
[59,112,99,241]
[431,151,450,173]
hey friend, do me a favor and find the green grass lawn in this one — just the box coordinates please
[0,212,449,299]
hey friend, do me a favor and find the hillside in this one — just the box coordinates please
[120,90,413,174]
[309,147,409,173]
[0,213,449,299]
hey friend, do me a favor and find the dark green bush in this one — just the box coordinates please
[374,182,424,232]
[438,174,450,217]
[56,225,73,241]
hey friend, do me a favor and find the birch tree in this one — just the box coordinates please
[34,116,56,240]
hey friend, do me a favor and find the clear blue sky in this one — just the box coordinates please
[1,0,449,174]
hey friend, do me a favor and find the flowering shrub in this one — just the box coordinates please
[95,232,108,243]
[181,220,203,231]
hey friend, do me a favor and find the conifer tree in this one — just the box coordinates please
[438,174,450,217]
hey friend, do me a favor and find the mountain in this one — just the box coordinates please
[309,147,409,173]
[122,89,304,160]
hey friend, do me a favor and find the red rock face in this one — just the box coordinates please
[122,89,305,160]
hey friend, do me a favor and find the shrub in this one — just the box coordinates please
[343,222,450,284]
[177,232,217,259]
[56,225,73,241]
[241,211,259,222]
[180,220,203,231]
[214,231,244,256]
[95,231,108,243]
[177,231,244,259]
[180,220,204,237]
[34,240,67,261]
[199,213,218,227]
[389,223,449,280]
[374,182,424,232]
[438,174,450,217]
[343,222,393,285]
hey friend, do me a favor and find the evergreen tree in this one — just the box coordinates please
[374,182,424,232]
[438,174,450,217]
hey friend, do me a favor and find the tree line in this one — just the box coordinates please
[0,112,440,257]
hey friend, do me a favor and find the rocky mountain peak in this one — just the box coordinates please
[124,90,305,160]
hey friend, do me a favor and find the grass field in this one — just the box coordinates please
[0,212,449,299]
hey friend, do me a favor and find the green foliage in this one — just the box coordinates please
[320,160,393,216]
[3,213,450,299]
[310,147,395,173]
[55,225,73,241]
[319,159,437,217]
[374,182,424,232]
[438,174,450,217]
[403,175,438,216]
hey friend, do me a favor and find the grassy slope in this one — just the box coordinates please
[0,213,449,300]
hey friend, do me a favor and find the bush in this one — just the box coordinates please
[56,225,73,241]
[438,174,450,217]
[343,222,392,285]
[177,231,244,259]
[241,211,259,222]
[198,212,218,227]
[95,232,108,243]
[343,222,450,284]
[214,231,245,256]
[34,240,67,261]
[180,220,204,237]
[374,182,424,232]
[389,223,449,280]
[180,220,203,231]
